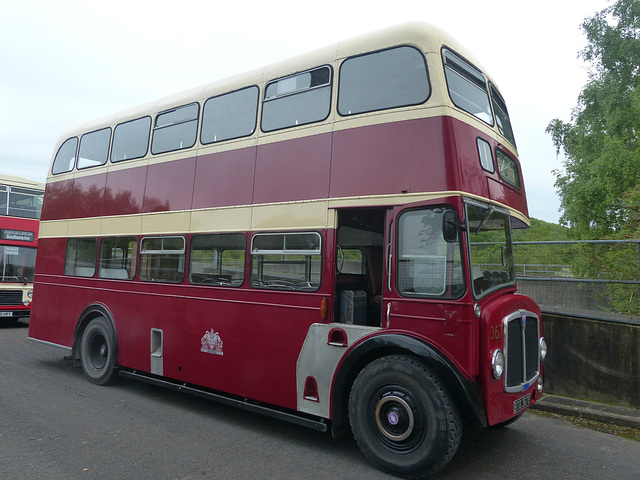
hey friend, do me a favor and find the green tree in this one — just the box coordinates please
[512,218,574,277]
[547,0,640,239]
[511,217,571,242]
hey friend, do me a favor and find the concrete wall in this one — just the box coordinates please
[518,279,618,320]
[542,313,640,409]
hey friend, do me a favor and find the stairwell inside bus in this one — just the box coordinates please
[334,208,386,327]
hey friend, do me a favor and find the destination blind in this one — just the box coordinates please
[0,229,35,242]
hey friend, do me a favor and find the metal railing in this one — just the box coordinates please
[513,240,640,323]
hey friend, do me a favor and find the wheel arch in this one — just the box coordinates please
[330,334,487,437]
[71,303,118,363]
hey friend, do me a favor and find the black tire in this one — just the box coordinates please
[80,316,118,385]
[349,355,461,479]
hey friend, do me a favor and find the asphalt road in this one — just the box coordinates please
[1,320,639,480]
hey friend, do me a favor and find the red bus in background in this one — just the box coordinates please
[29,23,546,478]
[0,174,44,323]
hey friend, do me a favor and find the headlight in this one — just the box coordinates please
[537,375,544,394]
[27,289,33,299]
[491,349,504,379]
[539,337,547,361]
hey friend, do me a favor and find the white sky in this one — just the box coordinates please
[0,0,611,223]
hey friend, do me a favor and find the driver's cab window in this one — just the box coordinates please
[397,207,465,299]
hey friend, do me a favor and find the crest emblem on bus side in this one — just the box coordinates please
[201,329,224,355]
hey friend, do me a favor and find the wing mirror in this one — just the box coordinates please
[443,211,464,243]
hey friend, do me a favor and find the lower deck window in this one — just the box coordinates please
[64,238,98,277]
[190,234,246,287]
[140,236,185,283]
[250,232,321,291]
[99,237,138,280]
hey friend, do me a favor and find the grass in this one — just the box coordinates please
[531,410,640,441]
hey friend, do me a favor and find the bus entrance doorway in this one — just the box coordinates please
[335,208,387,327]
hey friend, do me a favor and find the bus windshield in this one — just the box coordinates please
[466,202,515,298]
[1,245,36,283]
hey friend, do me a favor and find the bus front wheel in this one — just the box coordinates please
[348,355,461,478]
[80,316,118,385]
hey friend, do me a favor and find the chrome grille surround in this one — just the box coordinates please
[503,309,541,393]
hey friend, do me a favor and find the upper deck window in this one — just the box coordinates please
[477,138,495,173]
[1,185,44,219]
[261,66,332,132]
[338,46,430,116]
[201,86,259,144]
[490,85,516,146]
[77,128,111,170]
[496,149,521,189]
[443,49,493,126]
[112,116,151,162]
[52,137,78,174]
[151,103,199,155]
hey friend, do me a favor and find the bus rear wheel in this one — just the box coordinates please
[348,355,461,479]
[80,316,118,385]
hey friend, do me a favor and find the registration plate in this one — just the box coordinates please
[0,312,13,317]
[513,393,531,414]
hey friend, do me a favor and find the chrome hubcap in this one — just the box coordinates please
[375,394,415,442]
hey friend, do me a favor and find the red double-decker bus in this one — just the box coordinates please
[29,23,546,477]
[0,174,43,323]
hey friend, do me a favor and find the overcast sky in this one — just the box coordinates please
[0,0,611,223]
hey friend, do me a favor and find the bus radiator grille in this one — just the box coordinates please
[504,311,540,393]
[0,291,23,306]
